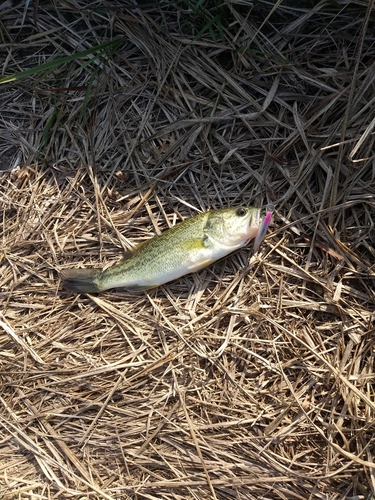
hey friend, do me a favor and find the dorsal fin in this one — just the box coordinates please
[119,248,134,262]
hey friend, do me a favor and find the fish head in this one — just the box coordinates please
[205,206,262,249]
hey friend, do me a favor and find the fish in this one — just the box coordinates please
[61,206,266,294]
[253,204,274,252]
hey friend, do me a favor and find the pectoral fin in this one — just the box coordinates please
[178,237,214,272]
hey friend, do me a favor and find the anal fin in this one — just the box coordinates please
[124,283,159,292]
[186,258,215,272]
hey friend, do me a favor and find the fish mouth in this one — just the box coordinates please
[252,207,263,228]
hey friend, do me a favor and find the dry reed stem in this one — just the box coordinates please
[1,1,375,499]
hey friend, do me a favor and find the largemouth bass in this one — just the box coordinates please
[62,206,267,293]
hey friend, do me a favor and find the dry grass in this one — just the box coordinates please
[1,1,375,499]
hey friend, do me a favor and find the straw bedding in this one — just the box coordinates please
[1,1,375,498]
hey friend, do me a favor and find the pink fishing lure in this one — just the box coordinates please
[253,204,274,252]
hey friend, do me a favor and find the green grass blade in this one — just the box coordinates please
[193,13,225,42]
[0,38,126,85]
[38,106,59,153]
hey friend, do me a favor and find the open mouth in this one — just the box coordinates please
[253,204,274,252]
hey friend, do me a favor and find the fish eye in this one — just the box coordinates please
[235,207,247,217]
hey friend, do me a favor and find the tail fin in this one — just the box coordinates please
[61,268,103,293]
